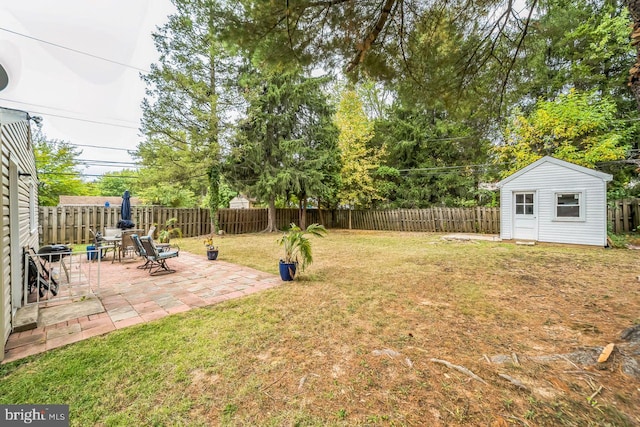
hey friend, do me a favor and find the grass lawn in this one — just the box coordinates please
[1,230,639,426]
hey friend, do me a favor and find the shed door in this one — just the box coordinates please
[513,192,538,240]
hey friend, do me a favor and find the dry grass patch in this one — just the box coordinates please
[1,230,639,426]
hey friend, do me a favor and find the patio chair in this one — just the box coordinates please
[131,234,152,270]
[26,247,59,300]
[119,230,137,261]
[139,235,180,276]
[89,229,117,260]
[146,225,170,251]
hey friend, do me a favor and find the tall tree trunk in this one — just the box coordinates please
[208,165,220,233]
[318,197,325,226]
[267,196,277,232]
[299,193,307,230]
[207,6,220,233]
[628,0,640,109]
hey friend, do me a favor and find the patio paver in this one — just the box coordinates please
[3,250,280,364]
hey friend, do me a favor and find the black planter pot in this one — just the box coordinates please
[279,260,297,281]
[207,249,219,260]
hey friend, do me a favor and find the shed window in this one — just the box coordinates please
[555,192,583,220]
[515,193,534,215]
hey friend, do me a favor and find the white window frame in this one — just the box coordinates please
[514,192,535,216]
[553,190,585,222]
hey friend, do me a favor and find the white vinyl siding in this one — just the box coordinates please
[1,110,38,361]
[498,158,609,246]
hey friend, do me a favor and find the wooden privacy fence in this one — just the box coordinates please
[216,207,500,234]
[39,206,211,245]
[40,199,640,244]
[216,208,325,234]
[331,207,500,233]
[608,199,640,234]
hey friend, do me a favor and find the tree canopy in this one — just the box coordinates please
[67,0,632,213]
[33,128,86,206]
[494,90,632,178]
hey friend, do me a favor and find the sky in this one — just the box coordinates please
[0,0,176,178]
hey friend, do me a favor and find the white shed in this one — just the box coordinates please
[1,107,39,361]
[497,156,612,246]
[229,194,254,209]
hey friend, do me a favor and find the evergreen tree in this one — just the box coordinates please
[140,0,232,221]
[225,66,340,231]
[374,106,489,207]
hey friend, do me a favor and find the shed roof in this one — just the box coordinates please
[496,156,613,188]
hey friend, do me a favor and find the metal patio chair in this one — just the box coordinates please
[138,235,179,276]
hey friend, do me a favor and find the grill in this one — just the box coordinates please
[37,244,72,263]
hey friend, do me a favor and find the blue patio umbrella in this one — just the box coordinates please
[121,190,131,221]
[118,190,134,229]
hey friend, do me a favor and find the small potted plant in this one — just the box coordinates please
[157,218,182,243]
[203,235,219,260]
[277,223,327,281]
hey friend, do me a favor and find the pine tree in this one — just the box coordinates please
[225,66,340,231]
[139,0,231,223]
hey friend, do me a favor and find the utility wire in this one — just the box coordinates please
[65,143,136,152]
[0,97,140,129]
[0,97,140,126]
[397,163,508,173]
[38,172,139,178]
[26,109,139,129]
[0,27,150,73]
[75,160,138,166]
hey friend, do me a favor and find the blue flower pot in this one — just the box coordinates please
[207,249,219,260]
[279,261,297,281]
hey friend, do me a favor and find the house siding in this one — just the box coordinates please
[1,109,38,361]
[500,160,608,246]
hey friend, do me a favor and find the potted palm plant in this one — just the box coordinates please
[277,223,327,281]
[157,218,182,243]
[203,235,219,260]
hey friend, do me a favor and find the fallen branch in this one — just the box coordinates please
[430,358,487,384]
[498,373,528,391]
[260,372,287,392]
[559,355,581,370]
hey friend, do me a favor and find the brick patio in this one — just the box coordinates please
[3,250,280,363]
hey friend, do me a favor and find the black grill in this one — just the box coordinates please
[37,244,72,263]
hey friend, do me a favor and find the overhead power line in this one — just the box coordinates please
[75,159,138,166]
[0,27,150,73]
[397,163,507,173]
[65,143,135,152]
[0,97,140,127]
[36,110,139,129]
[38,172,139,178]
[2,107,140,130]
